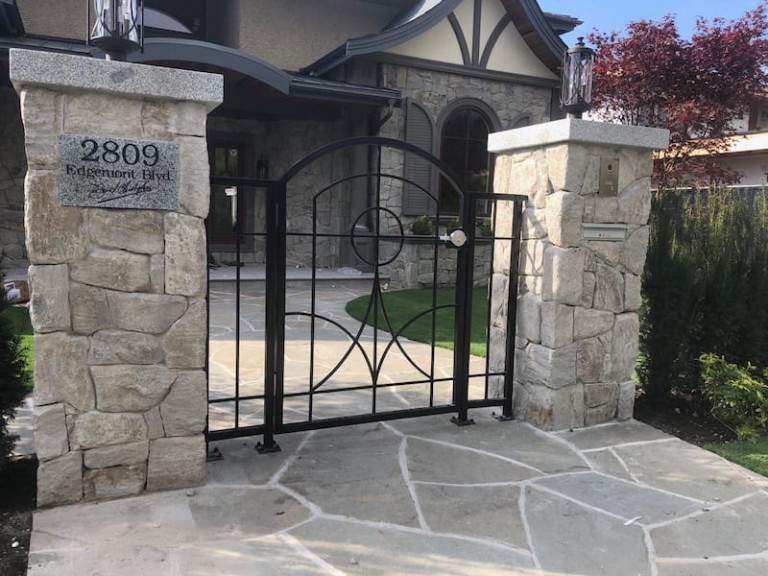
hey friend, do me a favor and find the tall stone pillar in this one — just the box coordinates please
[10,49,222,506]
[489,120,669,430]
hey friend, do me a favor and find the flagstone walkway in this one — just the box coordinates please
[26,413,768,575]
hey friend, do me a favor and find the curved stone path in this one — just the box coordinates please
[28,412,768,575]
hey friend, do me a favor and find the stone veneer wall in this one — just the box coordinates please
[10,49,223,506]
[488,120,669,430]
[0,87,28,268]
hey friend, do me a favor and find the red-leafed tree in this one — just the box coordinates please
[588,4,768,188]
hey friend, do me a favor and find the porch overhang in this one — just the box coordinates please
[129,38,402,120]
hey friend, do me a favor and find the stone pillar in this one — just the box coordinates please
[10,49,222,506]
[489,119,669,431]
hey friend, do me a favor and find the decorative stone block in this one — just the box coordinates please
[165,213,206,296]
[70,248,151,292]
[34,332,93,410]
[522,207,546,239]
[526,383,585,431]
[574,307,614,340]
[585,402,617,426]
[525,343,577,390]
[28,264,70,332]
[63,93,143,138]
[34,403,68,461]
[163,298,206,368]
[69,412,148,450]
[545,144,588,194]
[607,314,640,382]
[545,190,584,248]
[521,240,547,276]
[141,99,176,140]
[150,254,165,293]
[577,337,607,384]
[620,227,650,276]
[516,292,541,344]
[594,197,619,223]
[88,209,164,255]
[88,330,163,366]
[84,441,149,469]
[19,89,61,169]
[540,302,574,348]
[24,170,87,264]
[585,241,622,267]
[37,451,83,507]
[624,274,642,312]
[160,371,207,436]
[176,102,208,137]
[584,382,619,409]
[618,178,652,225]
[70,283,110,335]
[617,381,637,421]
[581,272,595,308]
[144,407,166,440]
[593,265,624,313]
[178,137,210,218]
[107,291,187,334]
[92,365,177,412]
[147,435,206,491]
[84,464,147,500]
[543,246,584,305]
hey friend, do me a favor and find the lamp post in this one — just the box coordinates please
[87,0,144,61]
[561,37,595,119]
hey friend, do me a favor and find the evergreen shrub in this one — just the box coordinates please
[638,188,768,401]
[0,270,29,468]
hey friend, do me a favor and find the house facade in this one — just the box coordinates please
[0,0,578,284]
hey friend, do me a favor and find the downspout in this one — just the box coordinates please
[366,63,396,230]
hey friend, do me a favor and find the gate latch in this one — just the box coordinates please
[439,229,467,248]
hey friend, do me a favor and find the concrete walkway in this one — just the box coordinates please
[25,413,768,576]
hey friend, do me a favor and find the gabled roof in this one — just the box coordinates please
[303,0,463,76]
[303,0,567,77]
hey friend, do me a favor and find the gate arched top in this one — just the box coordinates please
[278,135,466,199]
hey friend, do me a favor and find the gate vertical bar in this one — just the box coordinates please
[499,197,524,419]
[451,195,477,426]
[258,181,283,452]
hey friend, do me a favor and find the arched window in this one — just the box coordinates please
[438,105,493,214]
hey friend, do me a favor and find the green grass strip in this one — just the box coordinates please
[345,287,489,357]
[706,436,768,478]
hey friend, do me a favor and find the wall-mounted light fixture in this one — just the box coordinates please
[88,0,144,61]
[561,37,595,119]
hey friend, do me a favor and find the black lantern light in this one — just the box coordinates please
[561,37,595,119]
[88,0,144,61]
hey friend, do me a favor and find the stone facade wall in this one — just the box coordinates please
[10,49,222,506]
[0,88,27,268]
[489,120,669,431]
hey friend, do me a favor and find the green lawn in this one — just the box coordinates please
[706,437,768,478]
[1,305,34,392]
[345,287,490,357]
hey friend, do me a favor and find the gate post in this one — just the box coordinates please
[10,49,222,506]
[488,120,668,430]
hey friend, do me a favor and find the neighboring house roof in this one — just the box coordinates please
[303,0,567,77]
[543,11,582,35]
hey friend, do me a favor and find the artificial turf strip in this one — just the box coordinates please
[706,436,768,478]
[0,306,34,392]
[345,287,489,357]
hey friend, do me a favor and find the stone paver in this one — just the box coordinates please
[26,413,768,576]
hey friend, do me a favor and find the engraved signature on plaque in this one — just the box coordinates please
[59,134,179,210]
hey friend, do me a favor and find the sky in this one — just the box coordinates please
[538,0,766,46]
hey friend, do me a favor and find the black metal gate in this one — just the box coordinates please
[206,137,524,451]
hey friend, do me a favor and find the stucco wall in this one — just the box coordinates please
[0,87,27,268]
[17,0,85,40]
[236,0,397,71]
